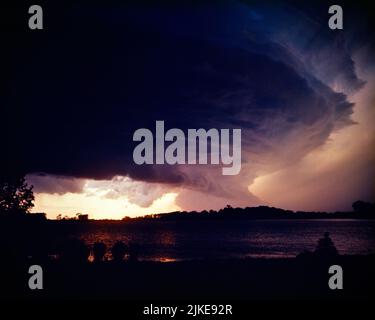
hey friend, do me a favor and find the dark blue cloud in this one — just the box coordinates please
[2,1,373,192]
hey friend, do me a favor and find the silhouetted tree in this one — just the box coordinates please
[352,200,374,213]
[60,239,90,263]
[0,176,34,214]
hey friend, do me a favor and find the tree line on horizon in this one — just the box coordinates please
[133,201,375,221]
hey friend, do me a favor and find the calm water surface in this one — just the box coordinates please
[69,220,375,261]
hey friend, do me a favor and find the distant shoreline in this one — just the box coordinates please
[49,209,375,222]
[22,201,375,221]
[46,217,375,224]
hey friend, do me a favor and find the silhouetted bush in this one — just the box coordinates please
[60,239,89,263]
[111,241,127,262]
[92,242,107,262]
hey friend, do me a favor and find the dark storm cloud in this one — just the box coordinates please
[238,1,369,92]
[26,174,85,195]
[3,1,372,196]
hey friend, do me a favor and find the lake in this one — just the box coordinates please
[66,219,375,261]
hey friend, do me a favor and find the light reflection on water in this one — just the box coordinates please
[69,219,375,262]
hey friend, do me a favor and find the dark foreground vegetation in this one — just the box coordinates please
[2,254,374,300]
